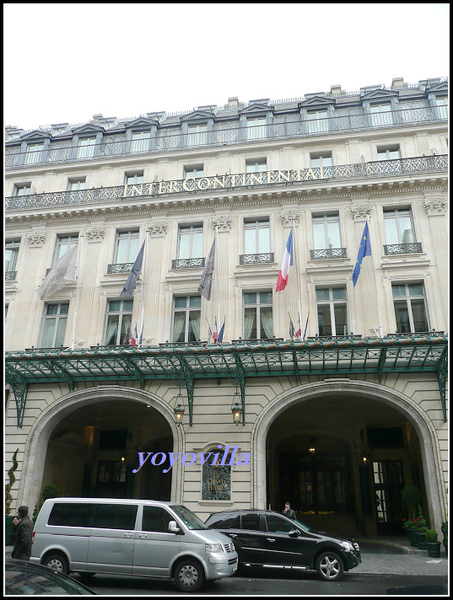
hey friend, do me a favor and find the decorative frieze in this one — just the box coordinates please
[147,220,169,237]
[26,231,46,247]
[280,209,301,226]
[86,226,106,243]
[212,215,232,232]
[350,205,372,221]
[423,198,447,216]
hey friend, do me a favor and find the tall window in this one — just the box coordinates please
[104,299,133,345]
[307,109,328,133]
[246,159,267,173]
[172,296,201,343]
[5,239,20,273]
[434,96,448,119]
[377,145,400,160]
[243,291,273,340]
[370,103,393,126]
[55,235,78,263]
[41,302,69,348]
[131,131,149,153]
[184,165,204,179]
[392,283,429,333]
[246,116,267,140]
[316,287,348,336]
[14,183,31,196]
[115,230,139,264]
[310,152,332,168]
[178,225,203,259]
[68,177,86,191]
[244,219,270,254]
[77,137,95,159]
[25,143,44,165]
[384,208,415,244]
[312,213,341,249]
[187,124,207,146]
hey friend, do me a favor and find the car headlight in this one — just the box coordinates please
[340,541,354,552]
[206,543,223,553]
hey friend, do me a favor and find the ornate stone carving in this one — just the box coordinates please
[86,226,106,242]
[423,198,447,216]
[350,205,372,221]
[147,220,168,237]
[26,231,46,247]
[280,209,301,226]
[212,215,232,231]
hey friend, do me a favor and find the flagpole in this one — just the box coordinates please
[140,229,149,346]
[71,235,84,350]
[215,224,220,337]
[292,220,303,338]
[367,215,383,338]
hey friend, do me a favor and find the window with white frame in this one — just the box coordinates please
[77,137,96,159]
[184,165,204,179]
[68,177,86,191]
[392,282,429,333]
[434,96,448,119]
[310,152,333,168]
[25,143,44,165]
[246,116,267,140]
[307,109,329,133]
[172,295,201,343]
[312,213,341,249]
[243,291,273,340]
[316,287,348,336]
[54,235,79,263]
[115,230,139,264]
[5,239,20,273]
[187,123,207,146]
[370,103,393,126]
[244,218,270,255]
[246,158,267,173]
[178,224,203,259]
[384,208,415,244]
[377,145,400,160]
[131,130,149,153]
[40,302,69,348]
[125,172,144,185]
[14,183,31,196]
[104,299,133,345]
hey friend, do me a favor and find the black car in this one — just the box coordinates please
[5,559,96,595]
[205,509,361,581]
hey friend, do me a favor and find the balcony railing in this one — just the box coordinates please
[310,248,347,260]
[5,155,448,213]
[239,253,274,265]
[107,263,134,274]
[5,105,447,170]
[5,271,17,281]
[384,242,423,255]
[171,257,205,269]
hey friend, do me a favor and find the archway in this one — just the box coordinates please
[18,386,183,512]
[252,379,445,536]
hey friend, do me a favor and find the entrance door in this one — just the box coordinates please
[372,460,404,535]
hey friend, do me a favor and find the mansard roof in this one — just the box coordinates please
[18,129,53,142]
[361,87,399,101]
[71,123,105,135]
[125,117,159,129]
[239,101,274,116]
[298,95,336,108]
[426,81,448,94]
[180,109,216,122]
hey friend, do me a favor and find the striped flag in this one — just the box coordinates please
[276,228,293,292]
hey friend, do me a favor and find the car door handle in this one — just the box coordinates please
[139,533,148,538]
[228,533,237,538]
[124,532,133,538]
[266,538,276,542]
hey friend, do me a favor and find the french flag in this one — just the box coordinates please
[276,228,294,292]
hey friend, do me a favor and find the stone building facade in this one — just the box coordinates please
[5,77,448,537]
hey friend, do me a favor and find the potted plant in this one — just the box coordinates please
[425,529,441,558]
[402,519,419,547]
[412,506,428,549]
[401,485,421,521]
[5,449,19,545]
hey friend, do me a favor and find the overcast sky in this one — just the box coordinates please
[4,3,450,131]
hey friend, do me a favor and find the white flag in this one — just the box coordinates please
[38,245,78,300]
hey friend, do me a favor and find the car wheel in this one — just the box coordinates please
[43,552,69,575]
[316,551,344,581]
[174,559,205,592]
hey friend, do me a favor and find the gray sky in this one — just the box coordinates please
[4,3,449,131]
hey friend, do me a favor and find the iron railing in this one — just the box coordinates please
[384,242,423,255]
[5,105,447,170]
[310,248,347,260]
[107,263,134,274]
[239,253,274,265]
[5,271,17,281]
[171,257,205,269]
[5,155,448,213]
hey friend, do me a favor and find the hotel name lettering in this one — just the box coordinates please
[124,167,329,198]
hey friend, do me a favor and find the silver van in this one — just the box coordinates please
[30,497,237,592]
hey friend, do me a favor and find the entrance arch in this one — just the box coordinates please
[252,379,445,534]
[18,386,184,512]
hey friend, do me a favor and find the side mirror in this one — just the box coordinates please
[288,529,299,538]
[168,520,184,535]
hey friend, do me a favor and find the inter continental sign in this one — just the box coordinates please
[124,166,331,197]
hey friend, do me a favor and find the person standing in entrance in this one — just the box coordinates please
[282,502,296,520]
[12,505,33,560]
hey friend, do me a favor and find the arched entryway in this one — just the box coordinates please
[18,386,183,512]
[252,380,446,536]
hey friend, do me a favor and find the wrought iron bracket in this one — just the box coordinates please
[178,357,194,426]
[6,368,28,428]
[437,347,448,422]
[234,355,246,425]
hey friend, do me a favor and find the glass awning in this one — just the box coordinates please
[5,334,448,427]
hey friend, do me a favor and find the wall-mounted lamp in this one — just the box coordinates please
[309,436,316,454]
[173,392,185,426]
[361,448,370,464]
[120,450,127,463]
[231,390,243,426]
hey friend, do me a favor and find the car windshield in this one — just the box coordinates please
[171,505,208,530]
[291,518,312,532]
[5,561,94,595]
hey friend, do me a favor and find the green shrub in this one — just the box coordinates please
[425,529,438,542]
[401,486,421,519]
[42,484,60,503]
[417,526,428,534]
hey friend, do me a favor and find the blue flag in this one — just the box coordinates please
[120,241,145,297]
[352,222,372,287]
[218,319,225,343]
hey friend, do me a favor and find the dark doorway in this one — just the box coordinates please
[372,460,404,534]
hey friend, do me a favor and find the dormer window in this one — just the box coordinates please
[246,116,267,140]
[77,137,96,159]
[25,143,44,165]
[307,109,329,133]
[131,131,149,153]
[370,103,393,126]
[187,123,207,146]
